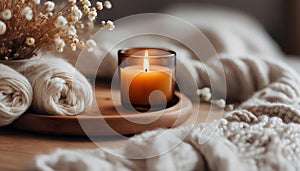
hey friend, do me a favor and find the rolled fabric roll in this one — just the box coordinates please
[0,64,32,126]
[15,56,93,116]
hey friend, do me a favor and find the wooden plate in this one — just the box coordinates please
[12,82,193,136]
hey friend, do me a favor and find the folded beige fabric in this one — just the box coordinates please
[13,56,93,116]
[28,54,300,171]
[0,64,32,126]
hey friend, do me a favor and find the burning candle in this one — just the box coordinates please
[118,48,176,110]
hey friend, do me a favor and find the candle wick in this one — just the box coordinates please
[144,50,149,72]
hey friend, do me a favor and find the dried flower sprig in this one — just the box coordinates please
[0,0,114,60]
[197,87,235,111]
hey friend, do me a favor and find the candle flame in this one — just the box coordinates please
[143,50,149,72]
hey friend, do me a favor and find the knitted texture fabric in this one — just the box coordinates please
[28,54,300,171]
[0,64,32,126]
[13,57,93,116]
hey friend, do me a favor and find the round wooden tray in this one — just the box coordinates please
[12,83,193,136]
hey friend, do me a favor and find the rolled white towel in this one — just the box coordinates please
[0,64,32,126]
[15,56,93,116]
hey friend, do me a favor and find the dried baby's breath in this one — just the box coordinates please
[0,0,114,60]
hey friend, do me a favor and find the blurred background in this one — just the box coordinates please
[100,0,300,56]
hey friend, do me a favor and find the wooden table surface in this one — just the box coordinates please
[0,103,223,171]
[0,81,224,171]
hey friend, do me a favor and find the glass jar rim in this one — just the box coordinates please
[118,47,176,59]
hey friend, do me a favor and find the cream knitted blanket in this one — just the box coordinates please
[28,54,300,171]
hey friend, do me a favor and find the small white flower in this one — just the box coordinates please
[106,20,115,30]
[55,37,65,53]
[71,5,79,11]
[70,43,77,51]
[45,1,55,12]
[22,7,33,20]
[104,1,112,9]
[0,20,6,35]
[82,0,91,7]
[67,25,77,35]
[38,12,46,18]
[32,0,40,5]
[46,12,53,17]
[226,104,234,111]
[72,6,82,19]
[54,16,67,28]
[197,87,211,101]
[214,99,226,108]
[72,38,79,44]
[96,2,103,10]
[88,11,97,21]
[82,5,90,14]
[54,37,64,44]
[70,16,79,23]
[57,47,64,53]
[85,40,96,52]
[90,7,96,12]
[25,37,35,46]
[1,9,12,20]
[202,92,211,101]
[197,87,210,95]
[68,0,76,5]
[76,41,85,48]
